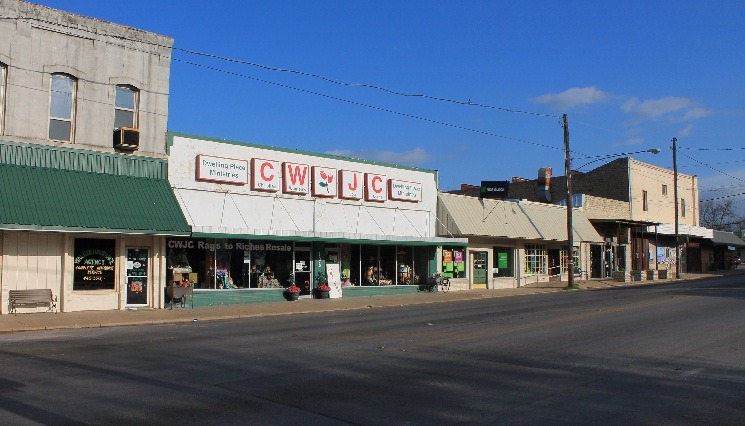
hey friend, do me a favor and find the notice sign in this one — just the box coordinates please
[196,154,248,185]
[326,263,343,299]
[74,238,116,290]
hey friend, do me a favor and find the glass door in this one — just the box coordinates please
[126,248,149,306]
[294,247,312,295]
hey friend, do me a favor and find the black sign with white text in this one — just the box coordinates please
[479,181,509,199]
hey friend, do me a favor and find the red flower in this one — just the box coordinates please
[317,284,331,292]
[287,285,301,293]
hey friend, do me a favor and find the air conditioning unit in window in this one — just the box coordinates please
[113,127,139,151]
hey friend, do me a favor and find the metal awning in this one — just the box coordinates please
[0,163,190,235]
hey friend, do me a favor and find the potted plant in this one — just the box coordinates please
[285,284,301,301]
[314,271,330,299]
[316,283,331,299]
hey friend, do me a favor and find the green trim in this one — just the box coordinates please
[190,232,466,246]
[341,285,420,297]
[185,286,430,307]
[0,138,167,179]
[190,288,287,307]
[167,131,438,177]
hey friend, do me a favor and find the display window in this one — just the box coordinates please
[442,247,466,279]
[166,238,436,290]
[74,238,116,290]
[493,247,514,277]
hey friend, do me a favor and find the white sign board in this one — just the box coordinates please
[196,155,248,185]
[326,263,343,299]
[388,179,422,202]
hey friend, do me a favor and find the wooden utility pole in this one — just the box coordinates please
[564,114,576,288]
[672,137,681,279]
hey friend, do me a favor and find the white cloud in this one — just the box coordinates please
[633,97,692,120]
[622,98,639,113]
[622,96,711,126]
[676,107,712,122]
[533,86,608,109]
[677,124,694,136]
[325,147,432,167]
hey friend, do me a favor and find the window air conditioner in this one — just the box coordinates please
[113,127,140,151]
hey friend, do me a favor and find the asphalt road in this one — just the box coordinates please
[1,275,744,425]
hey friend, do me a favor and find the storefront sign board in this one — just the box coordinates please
[338,170,363,199]
[283,162,310,195]
[388,179,422,202]
[251,158,280,192]
[312,166,338,197]
[196,154,248,185]
[365,173,387,202]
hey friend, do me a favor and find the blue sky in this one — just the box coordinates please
[33,1,745,215]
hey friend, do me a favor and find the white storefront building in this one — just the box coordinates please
[166,133,465,305]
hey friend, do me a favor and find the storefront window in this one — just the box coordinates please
[442,247,466,279]
[74,238,116,290]
[413,246,431,285]
[165,238,433,290]
[362,245,379,285]
[493,247,514,277]
[525,244,547,274]
[397,247,414,284]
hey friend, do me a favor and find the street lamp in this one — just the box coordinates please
[563,114,661,289]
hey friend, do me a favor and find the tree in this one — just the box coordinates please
[699,199,739,231]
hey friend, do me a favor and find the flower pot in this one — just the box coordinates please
[316,289,330,299]
[285,291,299,301]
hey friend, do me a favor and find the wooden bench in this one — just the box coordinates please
[9,289,57,314]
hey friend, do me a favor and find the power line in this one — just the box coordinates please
[701,192,745,202]
[0,15,559,120]
[680,158,745,168]
[175,48,561,119]
[678,151,745,184]
[678,146,745,151]
[174,58,565,152]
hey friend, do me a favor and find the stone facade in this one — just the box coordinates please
[0,0,173,157]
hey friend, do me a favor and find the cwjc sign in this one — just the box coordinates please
[479,181,509,199]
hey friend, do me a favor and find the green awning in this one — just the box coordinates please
[0,163,189,235]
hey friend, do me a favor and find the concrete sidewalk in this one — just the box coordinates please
[2,268,742,334]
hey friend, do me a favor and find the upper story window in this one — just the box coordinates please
[681,198,686,217]
[662,184,667,196]
[114,85,139,130]
[49,73,76,142]
[0,63,6,135]
[642,190,649,211]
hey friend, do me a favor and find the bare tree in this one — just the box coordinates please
[700,199,738,231]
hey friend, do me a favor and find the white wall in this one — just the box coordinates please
[169,135,439,239]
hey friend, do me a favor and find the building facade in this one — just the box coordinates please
[166,133,465,306]
[0,0,186,314]
[508,157,704,275]
[437,192,603,289]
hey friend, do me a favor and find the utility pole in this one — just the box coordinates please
[564,114,577,289]
[672,137,681,279]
